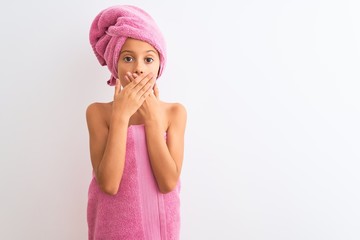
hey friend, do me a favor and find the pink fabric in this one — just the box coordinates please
[87,124,180,240]
[89,5,167,86]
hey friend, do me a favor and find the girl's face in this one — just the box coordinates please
[117,38,160,87]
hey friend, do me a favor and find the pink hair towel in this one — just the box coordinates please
[89,5,167,86]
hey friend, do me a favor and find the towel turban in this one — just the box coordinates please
[89,5,167,86]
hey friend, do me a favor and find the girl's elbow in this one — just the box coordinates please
[103,186,119,196]
[100,182,120,196]
[96,172,123,196]
[159,180,178,194]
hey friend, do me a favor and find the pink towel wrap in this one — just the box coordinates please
[89,5,167,86]
[87,124,181,240]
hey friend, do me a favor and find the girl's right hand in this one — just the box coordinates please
[112,72,155,119]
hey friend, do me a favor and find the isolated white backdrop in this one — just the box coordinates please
[1,0,359,239]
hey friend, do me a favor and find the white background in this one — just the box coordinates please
[1,0,360,239]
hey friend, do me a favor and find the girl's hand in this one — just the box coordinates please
[128,73,164,126]
[112,72,155,119]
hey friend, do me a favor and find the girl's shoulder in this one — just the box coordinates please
[85,101,113,127]
[160,101,187,130]
[160,101,186,114]
[86,101,186,129]
[86,101,112,108]
[88,100,186,113]
[86,101,113,117]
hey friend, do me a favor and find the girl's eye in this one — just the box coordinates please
[123,57,133,62]
[145,58,154,63]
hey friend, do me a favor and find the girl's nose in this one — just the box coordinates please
[134,62,144,75]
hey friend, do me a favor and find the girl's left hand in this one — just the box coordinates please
[128,73,164,125]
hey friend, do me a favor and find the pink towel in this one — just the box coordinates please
[87,125,180,240]
[89,5,167,86]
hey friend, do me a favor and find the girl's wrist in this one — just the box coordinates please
[144,119,163,128]
[111,109,130,124]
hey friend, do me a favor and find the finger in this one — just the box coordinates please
[124,75,131,84]
[114,79,121,95]
[132,73,139,79]
[126,72,144,88]
[126,72,136,83]
[137,76,155,100]
[149,91,156,99]
[153,82,159,99]
[132,72,154,92]
[139,81,154,102]
[122,73,138,92]
[138,80,155,102]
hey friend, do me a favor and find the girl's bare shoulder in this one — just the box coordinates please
[160,101,187,128]
[85,101,113,127]
[86,101,112,115]
[160,100,186,112]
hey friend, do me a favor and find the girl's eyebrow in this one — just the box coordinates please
[120,50,157,54]
[146,50,157,54]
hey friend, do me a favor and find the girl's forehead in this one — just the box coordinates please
[122,38,156,50]
[120,39,159,56]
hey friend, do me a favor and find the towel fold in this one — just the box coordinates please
[89,5,167,86]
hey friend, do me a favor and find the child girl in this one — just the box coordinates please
[86,5,186,240]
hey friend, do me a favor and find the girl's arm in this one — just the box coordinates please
[86,74,155,195]
[145,103,187,193]
[86,103,129,195]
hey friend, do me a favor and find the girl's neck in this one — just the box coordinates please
[129,111,145,125]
